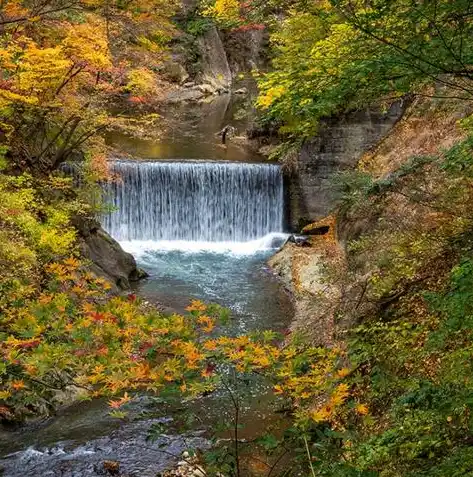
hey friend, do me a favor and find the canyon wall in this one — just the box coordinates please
[285,102,405,230]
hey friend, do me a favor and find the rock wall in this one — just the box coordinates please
[272,94,473,343]
[222,29,269,76]
[196,26,232,89]
[285,102,405,230]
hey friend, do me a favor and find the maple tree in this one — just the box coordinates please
[255,0,473,138]
[0,0,177,175]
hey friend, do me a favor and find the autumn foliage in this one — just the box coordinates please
[0,0,178,175]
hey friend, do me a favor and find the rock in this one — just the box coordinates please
[103,460,120,475]
[196,26,232,90]
[195,83,217,95]
[285,101,405,229]
[288,234,311,247]
[72,215,144,292]
[302,224,330,236]
[268,242,341,345]
[162,61,190,84]
[166,89,205,103]
[136,267,149,279]
[222,27,269,76]
[193,466,206,477]
[233,87,248,95]
[183,82,196,88]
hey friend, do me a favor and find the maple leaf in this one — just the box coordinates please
[336,367,350,378]
[355,403,369,416]
[203,339,217,351]
[201,362,216,378]
[186,300,207,313]
[108,392,131,409]
[11,380,25,390]
[273,384,284,394]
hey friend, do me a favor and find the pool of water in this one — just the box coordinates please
[124,235,292,333]
[106,89,260,163]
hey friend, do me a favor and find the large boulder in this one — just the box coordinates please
[72,216,146,292]
[162,61,190,84]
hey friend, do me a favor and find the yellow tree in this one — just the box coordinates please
[0,0,178,174]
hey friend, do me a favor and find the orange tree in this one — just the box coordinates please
[0,0,178,175]
[0,254,354,424]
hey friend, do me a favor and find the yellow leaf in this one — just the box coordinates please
[355,403,369,416]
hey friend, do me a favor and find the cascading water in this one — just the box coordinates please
[102,160,284,247]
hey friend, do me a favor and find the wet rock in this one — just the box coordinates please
[288,234,311,247]
[136,268,149,279]
[268,236,343,346]
[0,418,210,477]
[103,460,120,475]
[192,466,206,477]
[72,216,144,292]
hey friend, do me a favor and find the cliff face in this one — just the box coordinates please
[285,102,404,230]
[222,28,269,76]
[163,9,270,102]
[273,94,473,342]
[196,26,233,89]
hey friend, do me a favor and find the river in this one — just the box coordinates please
[0,95,292,477]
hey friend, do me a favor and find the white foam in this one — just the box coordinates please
[119,233,289,257]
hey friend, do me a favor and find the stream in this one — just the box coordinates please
[0,94,293,477]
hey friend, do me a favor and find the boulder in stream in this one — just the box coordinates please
[72,216,147,292]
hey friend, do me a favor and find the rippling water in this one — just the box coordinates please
[123,235,291,333]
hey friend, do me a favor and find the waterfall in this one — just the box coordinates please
[102,160,284,244]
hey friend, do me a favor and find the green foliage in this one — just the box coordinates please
[330,170,375,210]
[289,134,473,476]
[185,16,214,36]
[441,136,473,176]
[340,256,473,476]
[0,172,83,312]
[257,0,473,138]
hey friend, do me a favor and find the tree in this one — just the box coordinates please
[257,0,473,138]
[0,0,177,174]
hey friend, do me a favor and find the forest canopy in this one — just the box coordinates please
[203,0,473,138]
[0,0,177,174]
